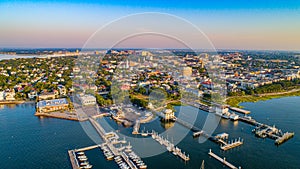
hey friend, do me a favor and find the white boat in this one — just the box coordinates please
[167,146,172,152]
[78,155,87,159]
[77,152,85,155]
[230,114,239,121]
[80,162,89,166]
[141,133,148,137]
[82,164,93,169]
[78,158,88,161]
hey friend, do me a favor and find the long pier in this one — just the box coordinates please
[132,120,140,134]
[74,145,100,152]
[152,131,190,161]
[208,149,241,169]
[228,107,250,115]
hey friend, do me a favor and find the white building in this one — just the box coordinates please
[77,94,96,106]
[5,90,15,101]
[0,91,4,100]
[161,109,175,121]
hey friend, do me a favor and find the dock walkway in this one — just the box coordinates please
[68,150,80,169]
[208,149,241,169]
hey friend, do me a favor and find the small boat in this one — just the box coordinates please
[82,164,93,169]
[80,162,89,166]
[78,158,88,161]
[167,145,172,152]
[77,152,85,155]
[139,164,147,169]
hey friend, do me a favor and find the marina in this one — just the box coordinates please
[68,150,93,169]
[181,99,295,145]
[89,117,147,169]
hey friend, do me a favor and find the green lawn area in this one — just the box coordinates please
[226,90,300,108]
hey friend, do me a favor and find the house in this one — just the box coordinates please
[58,85,67,95]
[5,90,15,101]
[28,90,37,99]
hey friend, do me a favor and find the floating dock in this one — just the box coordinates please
[220,138,243,151]
[208,149,241,169]
[229,107,250,115]
[275,132,294,145]
[252,123,295,145]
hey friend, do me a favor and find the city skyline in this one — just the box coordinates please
[1,0,300,50]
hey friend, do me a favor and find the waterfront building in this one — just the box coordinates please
[0,91,4,100]
[161,109,175,121]
[36,98,69,113]
[77,94,96,106]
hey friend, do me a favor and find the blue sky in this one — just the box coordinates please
[1,0,300,50]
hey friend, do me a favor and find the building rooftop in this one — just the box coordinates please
[37,98,68,108]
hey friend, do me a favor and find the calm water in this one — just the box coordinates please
[0,97,300,169]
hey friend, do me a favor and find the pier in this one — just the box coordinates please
[208,149,241,169]
[229,107,250,115]
[92,113,111,119]
[88,117,147,169]
[220,138,243,151]
[68,150,93,169]
[74,145,100,152]
[275,132,295,145]
[68,150,80,169]
[152,130,190,161]
[251,121,294,145]
[132,120,140,135]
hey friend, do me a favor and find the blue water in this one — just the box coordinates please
[1,96,300,169]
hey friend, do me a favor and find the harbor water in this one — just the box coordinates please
[0,96,299,168]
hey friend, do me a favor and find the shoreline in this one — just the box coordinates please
[226,89,300,108]
[0,100,35,105]
[35,112,87,122]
